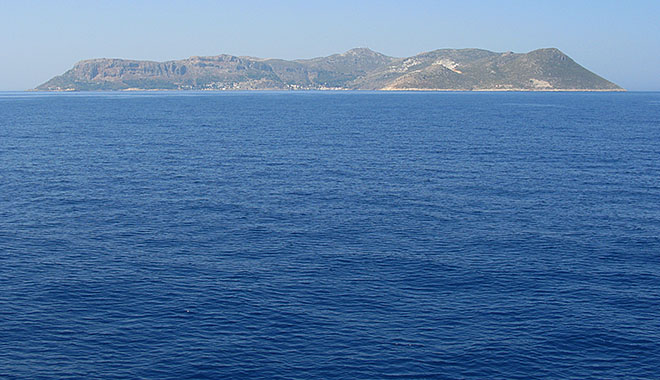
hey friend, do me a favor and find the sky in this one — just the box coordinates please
[1,0,659,91]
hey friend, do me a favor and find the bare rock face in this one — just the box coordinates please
[36,48,623,91]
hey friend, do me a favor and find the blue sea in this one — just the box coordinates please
[1,91,659,379]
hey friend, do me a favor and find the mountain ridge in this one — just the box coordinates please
[35,48,623,91]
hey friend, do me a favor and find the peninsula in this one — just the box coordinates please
[36,48,623,91]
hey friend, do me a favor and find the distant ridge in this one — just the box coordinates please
[36,48,623,91]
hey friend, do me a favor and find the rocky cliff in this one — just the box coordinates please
[36,48,623,91]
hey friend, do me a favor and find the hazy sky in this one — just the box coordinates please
[1,0,659,90]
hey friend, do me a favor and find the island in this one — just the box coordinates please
[36,48,623,91]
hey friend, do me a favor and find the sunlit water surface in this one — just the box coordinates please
[1,91,659,379]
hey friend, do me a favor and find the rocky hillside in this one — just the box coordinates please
[36,48,622,91]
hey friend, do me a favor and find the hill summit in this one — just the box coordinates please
[36,48,623,91]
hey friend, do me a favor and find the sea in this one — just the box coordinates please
[1,91,659,379]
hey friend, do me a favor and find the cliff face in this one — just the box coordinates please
[36,48,623,91]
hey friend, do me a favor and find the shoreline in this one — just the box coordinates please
[26,88,627,93]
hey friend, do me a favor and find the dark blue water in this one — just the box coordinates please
[1,91,659,379]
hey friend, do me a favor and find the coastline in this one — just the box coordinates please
[27,87,627,92]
